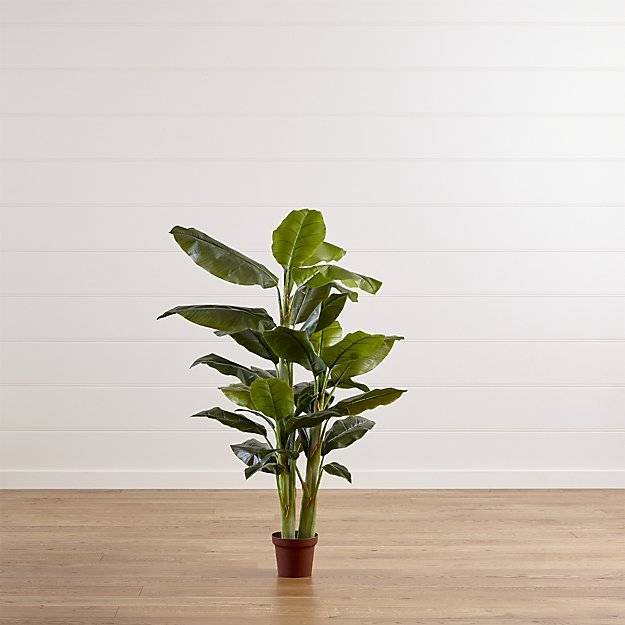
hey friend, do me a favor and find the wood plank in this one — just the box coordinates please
[1,490,623,624]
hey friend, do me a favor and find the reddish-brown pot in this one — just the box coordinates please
[271,532,318,577]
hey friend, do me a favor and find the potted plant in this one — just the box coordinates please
[158,209,405,577]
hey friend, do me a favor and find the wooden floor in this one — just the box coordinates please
[1,490,624,624]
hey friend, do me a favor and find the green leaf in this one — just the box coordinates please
[323,462,352,483]
[315,293,348,331]
[264,326,326,376]
[250,378,294,420]
[170,225,278,288]
[158,304,275,333]
[333,388,407,415]
[322,331,386,380]
[291,284,331,324]
[191,354,263,385]
[293,381,316,415]
[285,409,341,434]
[322,415,375,454]
[271,209,326,268]
[215,329,278,363]
[293,265,382,294]
[231,438,293,476]
[245,454,285,479]
[191,407,266,436]
[304,241,346,265]
[336,378,370,393]
[310,320,342,353]
[219,383,255,410]
[330,282,359,302]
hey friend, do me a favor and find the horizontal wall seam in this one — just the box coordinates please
[2,66,625,72]
[3,339,625,344]
[3,156,625,162]
[2,384,623,389]
[3,428,623,434]
[3,294,625,298]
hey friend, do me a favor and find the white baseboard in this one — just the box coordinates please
[2,470,623,489]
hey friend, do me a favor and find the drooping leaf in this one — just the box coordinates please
[330,282,359,302]
[170,225,278,288]
[322,331,386,380]
[304,241,346,265]
[215,329,278,363]
[245,454,285,479]
[333,388,406,415]
[293,265,382,294]
[250,378,294,420]
[336,378,370,392]
[271,209,326,268]
[219,383,255,410]
[191,354,263,385]
[231,438,295,476]
[293,381,316,415]
[285,409,341,434]
[322,415,375,454]
[315,293,348,332]
[323,462,352,483]
[158,304,275,333]
[191,407,266,436]
[264,326,326,376]
[249,366,275,378]
[291,284,331,324]
[310,320,342,353]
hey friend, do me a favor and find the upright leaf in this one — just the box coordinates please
[264,327,326,376]
[315,293,348,331]
[191,407,266,436]
[215,329,278,363]
[322,331,386,380]
[271,209,326,268]
[322,415,375,454]
[191,354,262,385]
[333,388,406,415]
[250,378,294,420]
[310,320,342,353]
[291,284,331,324]
[323,462,352,483]
[170,225,278,288]
[158,304,275,333]
[219,383,255,410]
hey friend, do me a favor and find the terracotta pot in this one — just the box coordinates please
[271,531,318,577]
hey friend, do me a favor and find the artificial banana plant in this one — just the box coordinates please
[159,209,405,539]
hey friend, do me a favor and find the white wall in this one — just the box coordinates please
[1,0,624,488]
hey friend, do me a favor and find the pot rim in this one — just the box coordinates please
[271,531,318,548]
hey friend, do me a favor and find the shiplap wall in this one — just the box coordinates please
[1,0,624,488]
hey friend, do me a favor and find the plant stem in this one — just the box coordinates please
[298,424,323,538]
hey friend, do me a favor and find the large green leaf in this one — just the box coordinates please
[333,388,406,415]
[336,378,370,392]
[215,329,278,363]
[264,327,326,376]
[170,225,278,288]
[219,383,255,410]
[285,409,341,434]
[323,462,352,483]
[158,304,275,333]
[322,331,386,380]
[291,284,331,324]
[293,265,382,294]
[231,438,290,476]
[315,293,348,331]
[310,320,342,353]
[322,415,375,454]
[191,407,266,436]
[304,241,346,265]
[271,209,326,268]
[250,378,294,420]
[191,354,263,385]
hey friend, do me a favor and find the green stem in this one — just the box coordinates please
[298,424,323,538]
